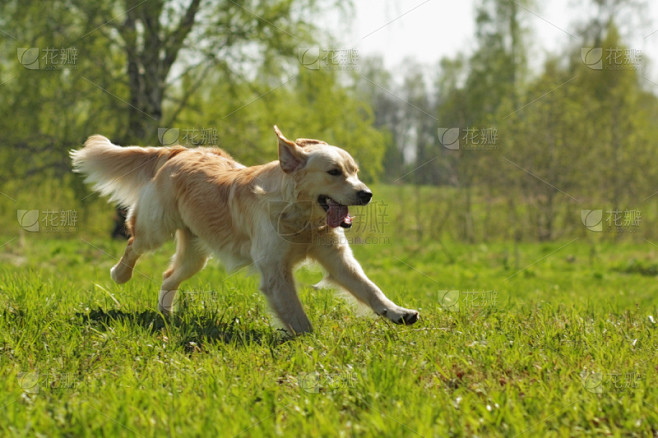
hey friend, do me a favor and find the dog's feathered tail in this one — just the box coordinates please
[70,135,184,207]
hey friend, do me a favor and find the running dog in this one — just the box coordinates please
[71,126,419,334]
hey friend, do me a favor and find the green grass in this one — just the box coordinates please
[1,193,657,436]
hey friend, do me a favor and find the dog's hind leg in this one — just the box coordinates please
[110,237,141,284]
[158,228,208,313]
[110,205,169,284]
[110,211,142,284]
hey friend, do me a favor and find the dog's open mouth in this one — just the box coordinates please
[318,195,352,228]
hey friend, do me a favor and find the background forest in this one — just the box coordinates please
[1,0,657,243]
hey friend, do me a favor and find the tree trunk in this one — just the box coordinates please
[120,0,200,143]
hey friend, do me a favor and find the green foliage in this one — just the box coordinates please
[0,0,380,186]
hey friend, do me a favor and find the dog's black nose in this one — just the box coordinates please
[357,190,372,205]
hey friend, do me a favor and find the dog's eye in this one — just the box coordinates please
[327,169,342,176]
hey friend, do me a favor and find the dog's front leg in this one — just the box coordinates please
[311,242,419,325]
[256,260,313,335]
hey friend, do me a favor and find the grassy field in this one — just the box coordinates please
[1,186,657,437]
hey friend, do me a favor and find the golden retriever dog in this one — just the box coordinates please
[71,126,419,334]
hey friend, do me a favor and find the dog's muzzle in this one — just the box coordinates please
[357,190,372,205]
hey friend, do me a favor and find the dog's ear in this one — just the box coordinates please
[274,125,306,173]
[295,138,327,147]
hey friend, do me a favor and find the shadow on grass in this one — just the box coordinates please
[76,308,288,351]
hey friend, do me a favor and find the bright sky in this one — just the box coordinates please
[331,0,658,89]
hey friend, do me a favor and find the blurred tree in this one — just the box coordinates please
[573,22,657,215]
[466,0,531,118]
[74,0,325,144]
[498,59,591,240]
[573,0,650,48]
[356,55,405,181]
[436,0,533,242]
[0,0,362,189]
[495,17,658,241]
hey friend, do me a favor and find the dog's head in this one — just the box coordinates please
[274,125,371,229]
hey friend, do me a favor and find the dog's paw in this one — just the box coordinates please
[158,289,176,315]
[400,310,420,325]
[157,304,174,316]
[110,263,132,284]
[381,307,419,325]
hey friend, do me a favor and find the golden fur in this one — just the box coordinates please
[71,126,419,334]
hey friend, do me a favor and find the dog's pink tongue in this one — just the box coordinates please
[327,201,349,228]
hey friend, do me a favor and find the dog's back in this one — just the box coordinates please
[152,146,265,269]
